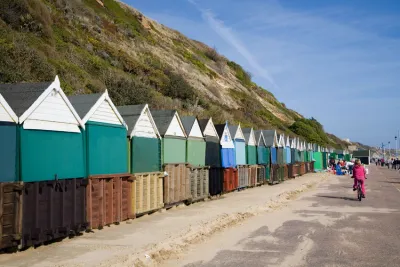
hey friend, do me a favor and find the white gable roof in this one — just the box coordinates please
[290,137,297,149]
[189,118,203,138]
[203,118,219,138]
[20,76,84,133]
[0,94,17,123]
[220,123,234,148]
[132,104,161,139]
[84,90,127,129]
[278,134,285,147]
[286,136,290,147]
[165,112,186,137]
[235,124,245,140]
[247,128,256,146]
[257,131,266,147]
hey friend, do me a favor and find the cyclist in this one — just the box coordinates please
[352,159,366,198]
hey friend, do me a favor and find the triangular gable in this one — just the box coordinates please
[255,131,266,147]
[20,76,84,133]
[285,136,290,147]
[131,104,161,139]
[0,94,18,123]
[220,123,234,148]
[234,124,245,140]
[244,128,256,146]
[83,90,127,129]
[188,118,204,138]
[203,118,219,138]
[165,111,186,138]
[278,134,285,147]
[291,137,297,149]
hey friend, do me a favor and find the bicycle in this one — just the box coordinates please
[356,180,363,201]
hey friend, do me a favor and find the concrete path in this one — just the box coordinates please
[0,172,329,267]
[164,165,400,267]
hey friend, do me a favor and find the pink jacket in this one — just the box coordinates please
[352,165,366,179]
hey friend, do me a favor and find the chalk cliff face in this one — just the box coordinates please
[0,0,358,148]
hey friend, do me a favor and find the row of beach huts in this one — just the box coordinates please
[0,76,350,251]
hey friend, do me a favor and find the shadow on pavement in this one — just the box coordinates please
[316,195,359,201]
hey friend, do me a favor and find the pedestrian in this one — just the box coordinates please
[346,160,355,175]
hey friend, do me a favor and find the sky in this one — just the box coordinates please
[126,0,400,147]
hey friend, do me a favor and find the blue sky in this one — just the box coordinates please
[126,0,400,147]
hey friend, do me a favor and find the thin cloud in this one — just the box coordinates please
[188,0,279,90]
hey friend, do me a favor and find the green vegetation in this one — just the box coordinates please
[289,118,336,147]
[227,61,252,87]
[0,0,348,148]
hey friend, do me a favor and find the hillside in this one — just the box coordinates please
[0,0,350,148]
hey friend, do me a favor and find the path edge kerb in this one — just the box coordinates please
[100,173,330,267]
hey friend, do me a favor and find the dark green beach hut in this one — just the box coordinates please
[69,90,128,176]
[117,104,161,173]
[0,93,18,182]
[198,118,220,167]
[0,76,85,182]
[243,128,257,165]
[181,116,206,167]
[152,110,187,164]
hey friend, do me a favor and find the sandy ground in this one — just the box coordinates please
[0,172,330,267]
[163,165,400,267]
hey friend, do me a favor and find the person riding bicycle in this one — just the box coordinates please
[352,159,366,198]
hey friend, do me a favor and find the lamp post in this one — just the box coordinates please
[395,136,398,158]
[389,141,391,158]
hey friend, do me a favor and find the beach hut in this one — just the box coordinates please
[229,124,246,166]
[254,130,269,165]
[0,93,18,182]
[263,130,279,164]
[198,118,220,167]
[215,122,235,168]
[117,104,161,173]
[277,133,285,165]
[152,110,190,206]
[285,135,292,164]
[181,116,206,167]
[243,128,257,165]
[215,122,238,192]
[69,90,128,176]
[0,76,85,182]
[152,110,187,164]
[0,76,88,247]
[290,137,297,164]
[199,118,222,196]
[117,104,164,216]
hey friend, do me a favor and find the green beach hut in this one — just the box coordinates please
[117,104,161,173]
[69,90,128,176]
[254,130,268,165]
[0,93,18,182]
[181,116,206,167]
[0,76,86,182]
[243,128,257,165]
[152,110,187,164]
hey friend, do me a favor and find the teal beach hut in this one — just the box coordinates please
[69,90,128,176]
[254,130,268,165]
[117,104,161,173]
[0,76,86,182]
[0,93,18,182]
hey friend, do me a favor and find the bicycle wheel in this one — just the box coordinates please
[358,186,362,201]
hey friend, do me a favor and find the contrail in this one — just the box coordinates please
[188,0,280,91]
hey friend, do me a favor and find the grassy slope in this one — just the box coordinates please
[0,0,355,148]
